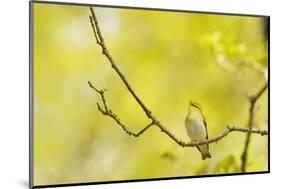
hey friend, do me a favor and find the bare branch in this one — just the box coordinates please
[211,43,268,99]
[86,81,154,139]
[238,61,268,80]
[249,81,268,104]
[88,81,268,147]
[89,16,102,45]
[88,81,155,137]
[88,7,268,154]
[228,125,268,136]
[211,46,267,80]
[89,7,153,118]
[209,35,268,171]
[241,81,268,172]
[89,7,193,147]
[182,125,268,147]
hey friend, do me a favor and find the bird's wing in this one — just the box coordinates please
[203,116,209,150]
[196,146,202,153]
[203,117,208,140]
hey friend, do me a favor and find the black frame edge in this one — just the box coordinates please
[29,1,35,188]
[267,16,270,173]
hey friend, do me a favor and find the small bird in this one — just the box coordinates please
[185,101,211,160]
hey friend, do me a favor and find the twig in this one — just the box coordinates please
[88,7,268,150]
[88,81,268,147]
[89,8,153,118]
[211,44,267,80]
[89,7,183,145]
[241,81,268,172]
[88,81,155,137]
[210,36,268,171]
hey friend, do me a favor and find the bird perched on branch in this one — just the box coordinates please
[185,101,211,160]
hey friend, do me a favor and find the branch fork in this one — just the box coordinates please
[88,7,268,161]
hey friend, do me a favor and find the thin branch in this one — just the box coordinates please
[213,57,268,171]
[89,7,185,145]
[210,37,268,171]
[89,7,153,118]
[211,44,268,98]
[88,81,155,137]
[241,81,268,172]
[211,46,267,80]
[238,60,268,80]
[183,125,268,147]
[250,81,268,104]
[88,7,268,151]
[88,81,268,147]
[89,16,102,45]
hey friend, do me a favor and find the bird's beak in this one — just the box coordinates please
[188,100,202,111]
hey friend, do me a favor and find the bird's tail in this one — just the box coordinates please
[198,145,211,160]
[201,151,211,160]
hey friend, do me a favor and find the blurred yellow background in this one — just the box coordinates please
[33,2,268,186]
